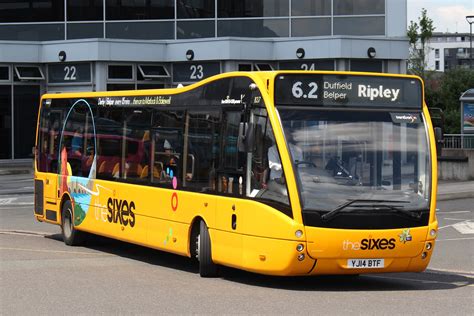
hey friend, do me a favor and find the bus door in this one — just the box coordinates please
[44,110,62,201]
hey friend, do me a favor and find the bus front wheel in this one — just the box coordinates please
[197,220,218,277]
[61,200,84,246]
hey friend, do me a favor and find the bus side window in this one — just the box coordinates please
[152,110,184,186]
[96,108,123,180]
[61,102,90,177]
[37,107,50,172]
[250,109,291,215]
[123,108,152,182]
[183,111,221,192]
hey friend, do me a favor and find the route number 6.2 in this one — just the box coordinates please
[63,66,77,81]
[291,81,318,99]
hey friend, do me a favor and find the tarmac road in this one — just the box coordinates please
[0,173,472,315]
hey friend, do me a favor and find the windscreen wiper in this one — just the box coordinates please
[320,199,410,222]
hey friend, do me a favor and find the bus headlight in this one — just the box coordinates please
[295,230,303,238]
[297,254,305,261]
[426,242,432,250]
[430,229,437,237]
[421,252,428,259]
[296,244,304,252]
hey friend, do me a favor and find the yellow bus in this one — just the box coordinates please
[34,71,438,277]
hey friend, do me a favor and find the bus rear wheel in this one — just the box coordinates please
[61,200,84,246]
[196,220,218,277]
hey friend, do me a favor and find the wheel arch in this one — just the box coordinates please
[188,216,205,258]
[59,192,72,223]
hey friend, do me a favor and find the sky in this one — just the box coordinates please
[407,0,474,33]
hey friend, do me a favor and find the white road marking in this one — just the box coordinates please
[427,268,474,276]
[0,230,50,237]
[0,247,111,256]
[436,210,471,214]
[439,219,470,230]
[452,221,474,234]
[0,198,16,205]
[369,275,470,286]
[437,237,474,241]
[442,217,469,221]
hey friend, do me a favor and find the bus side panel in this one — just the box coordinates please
[212,195,243,267]
[34,172,60,224]
[73,179,217,257]
[241,234,315,276]
[239,199,304,241]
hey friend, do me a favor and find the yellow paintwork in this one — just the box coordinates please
[34,71,438,276]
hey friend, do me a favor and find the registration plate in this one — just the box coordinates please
[347,259,384,269]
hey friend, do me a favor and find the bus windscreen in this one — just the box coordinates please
[274,74,422,109]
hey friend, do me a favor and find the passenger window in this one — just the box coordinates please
[250,108,291,215]
[60,102,90,177]
[96,108,123,180]
[123,108,152,182]
[152,110,184,186]
[183,111,221,192]
[216,111,246,195]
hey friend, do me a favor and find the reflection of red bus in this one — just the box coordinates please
[38,129,147,179]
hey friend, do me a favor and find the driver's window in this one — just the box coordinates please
[249,108,290,213]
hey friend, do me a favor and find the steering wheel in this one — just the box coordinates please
[295,161,316,168]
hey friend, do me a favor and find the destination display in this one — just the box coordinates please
[274,74,422,108]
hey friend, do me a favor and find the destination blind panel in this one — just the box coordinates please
[274,74,422,109]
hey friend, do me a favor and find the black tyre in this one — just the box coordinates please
[61,200,84,246]
[197,220,218,277]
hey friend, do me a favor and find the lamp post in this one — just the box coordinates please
[467,16,474,69]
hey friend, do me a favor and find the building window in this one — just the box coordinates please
[14,85,40,158]
[291,18,331,37]
[137,65,170,80]
[435,49,440,59]
[350,60,383,73]
[67,23,104,40]
[14,66,45,81]
[334,17,384,36]
[238,64,252,71]
[67,0,103,21]
[0,67,9,81]
[177,20,215,39]
[334,0,384,15]
[292,0,331,16]
[106,0,174,20]
[435,61,440,71]
[0,24,64,41]
[218,0,288,18]
[254,64,274,71]
[218,19,289,37]
[108,65,134,80]
[0,0,64,22]
[106,21,174,40]
[0,85,12,159]
[178,0,215,19]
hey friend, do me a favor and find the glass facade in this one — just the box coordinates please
[0,67,41,160]
[0,0,386,40]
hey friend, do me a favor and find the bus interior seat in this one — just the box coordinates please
[140,165,149,179]
[112,162,120,178]
[153,162,163,179]
[125,162,142,178]
[98,160,107,174]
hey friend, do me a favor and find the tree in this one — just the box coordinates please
[407,8,435,79]
[425,68,474,133]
